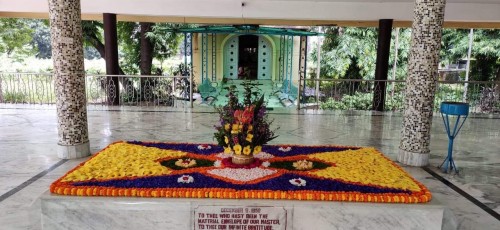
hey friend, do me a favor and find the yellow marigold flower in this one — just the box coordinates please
[224,124,231,131]
[243,146,251,155]
[224,147,232,154]
[232,124,239,131]
[224,136,229,144]
[246,134,253,142]
[231,130,239,134]
[248,125,253,132]
[253,145,262,154]
[233,144,242,155]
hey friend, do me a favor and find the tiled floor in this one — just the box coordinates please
[0,106,499,229]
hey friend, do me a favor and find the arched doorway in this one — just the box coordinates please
[238,35,258,80]
[223,35,273,80]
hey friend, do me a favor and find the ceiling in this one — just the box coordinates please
[1,0,500,28]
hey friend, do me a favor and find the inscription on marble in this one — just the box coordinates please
[59,37,74,44]
[194,206,286,230]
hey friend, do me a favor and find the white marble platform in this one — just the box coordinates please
[40,192,456,230]
[2,107,500,229]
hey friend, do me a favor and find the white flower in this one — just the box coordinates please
[215,152,232,159]
[289,178,306,186]
[175,158,197,168]
[292,160,313,170]
[207,168,277,183]
[214,160,222,167]
[253,152,274,160]
[197,144,212,150]
[278,146,292,152]
[177,175,194,183]
[261,161,271,167]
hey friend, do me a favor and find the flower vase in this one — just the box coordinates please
[232,154,254,165]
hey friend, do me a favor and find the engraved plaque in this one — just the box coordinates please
[194,205,287,230]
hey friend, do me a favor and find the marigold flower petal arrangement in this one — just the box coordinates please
[50,141,432,203]
[213,81,278,165]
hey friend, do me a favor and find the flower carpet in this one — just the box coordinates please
[50,141,432,203]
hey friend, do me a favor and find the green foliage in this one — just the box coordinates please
[147,24,183,63]
[313,27,411,81]
[441,29,500,81]
[117,22,140,74]
[388,28,412,80]
[28,20,52,59]
[320,92,373,110]
[319,92,405,111]
[116,22,183,74]
[320,27,377,79]
[0,18,36,60]
[2,92,28,103]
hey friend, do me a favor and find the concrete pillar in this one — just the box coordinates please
[372,19,393,112]
[48,0,90,159]
[398,0,446,166]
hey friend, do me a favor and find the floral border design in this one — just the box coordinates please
[50,141,432,203]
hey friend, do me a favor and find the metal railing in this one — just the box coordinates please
[85,74,193,107]
[1,72,499,114]
[301,78,500,114]
[0,73,194,108]
[0,72,56,104]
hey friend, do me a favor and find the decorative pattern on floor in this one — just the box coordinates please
[51,141,431,203]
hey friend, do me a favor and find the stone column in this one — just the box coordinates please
[48,0,90,159]
[398,0,446,166]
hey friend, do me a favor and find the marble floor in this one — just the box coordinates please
[0,105,499,229]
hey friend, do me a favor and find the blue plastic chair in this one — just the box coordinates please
[439,102,469,174]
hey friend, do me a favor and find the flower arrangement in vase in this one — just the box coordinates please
[214,81,278,165]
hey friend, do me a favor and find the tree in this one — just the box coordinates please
[319,27,377,80]
[147,23,183,73]
[115,22,182,100]
[117,22,183,75]
[82,20,128,74]
[441,29,500,82]
[316,27,411,81]
[441,29,500,110]
[0,18,36,102]
[28,20,52,59]
[0,18,36,59]
[140,22,154,75]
